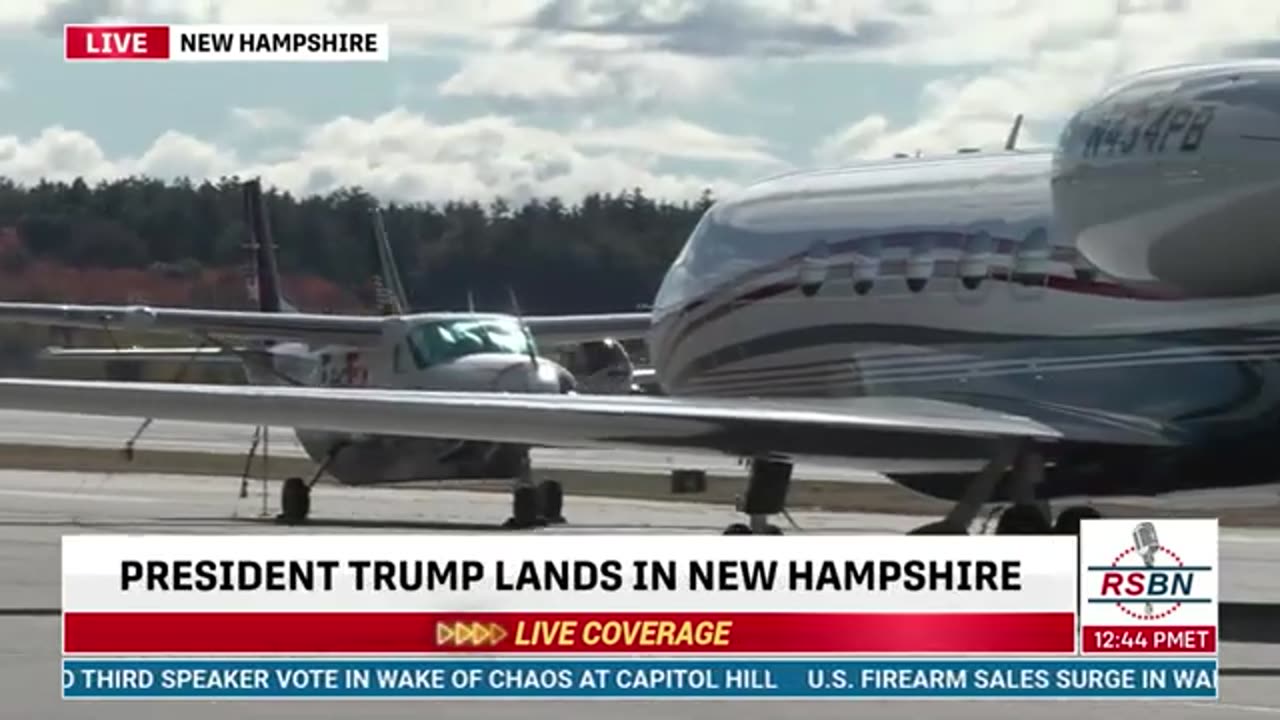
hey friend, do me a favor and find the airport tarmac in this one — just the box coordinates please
[0,468,1277,719]
[0,409,881,482]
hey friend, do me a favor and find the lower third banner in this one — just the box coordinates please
[62,658,1218,699]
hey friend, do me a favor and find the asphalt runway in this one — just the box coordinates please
[0,468,1278,719]
[0,409,881,483]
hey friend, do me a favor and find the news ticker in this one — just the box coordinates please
[62,659,1218,699]
[64,24,389,62]
[61,519,1219,700]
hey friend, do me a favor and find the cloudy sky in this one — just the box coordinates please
[0,0,1277,205]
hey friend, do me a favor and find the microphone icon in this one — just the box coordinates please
[1133,522,1159,615]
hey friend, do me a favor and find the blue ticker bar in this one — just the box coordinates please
[62,658,1219,699]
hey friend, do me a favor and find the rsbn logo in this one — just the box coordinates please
[1087,521,1214,621]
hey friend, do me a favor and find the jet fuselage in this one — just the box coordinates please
[647,60,1280,500]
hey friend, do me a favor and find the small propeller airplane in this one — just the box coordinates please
[8,179,651,528]
[365,202,647,396]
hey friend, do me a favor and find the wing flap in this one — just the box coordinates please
[0,378,1079,464]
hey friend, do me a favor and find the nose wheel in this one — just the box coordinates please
[502,450,568,529]
[722,457,792,535]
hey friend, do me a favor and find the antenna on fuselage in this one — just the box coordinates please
[467,290,476,313]
[1004,113,1023,151]
[506,286,539,367]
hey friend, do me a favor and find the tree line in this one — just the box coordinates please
[0,176,715,314]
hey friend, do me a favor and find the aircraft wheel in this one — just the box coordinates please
[995,504,1052,535]
[1054,505,1102,534]
[758,524,784,535]
[907,519,969,535]
[538,480,566,524]
[279,476,310,525]
[503,486,546,529]
[722,523,752,535]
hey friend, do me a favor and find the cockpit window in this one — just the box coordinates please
[653,206,808,315]
[654,211,713,313]
[404,318,534,369]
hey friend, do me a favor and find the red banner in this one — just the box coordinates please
[64,611,1075,654]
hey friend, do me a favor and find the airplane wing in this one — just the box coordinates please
[0,379,1180,468]
[0,302,652,351]
[39,346,242,363]
[0,302,388,346]
[524,313,652,345]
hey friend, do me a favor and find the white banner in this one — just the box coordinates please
[63,534,1076,613]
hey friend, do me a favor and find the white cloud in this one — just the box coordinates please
[135,130,235,178]
[522,0,903,58]
[9,0,1280,193]
[0,111,748,205]
[439,50,727,107]
[0,126,115,183]
[572,117,781,166]
[252,110,742,203]
[25,0,217,35]
[814,0,1280,163]
[229,107,299,132]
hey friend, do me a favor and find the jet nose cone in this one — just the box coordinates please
[493,358,572,393]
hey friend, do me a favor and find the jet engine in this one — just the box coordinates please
[560,338,636,394]
[1052,60,1280,297]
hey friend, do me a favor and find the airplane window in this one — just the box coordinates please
[405,318,535,369]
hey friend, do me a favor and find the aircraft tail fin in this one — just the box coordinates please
[242,179,294,313]
[370,207,410,315]
[1004,113,1024,151]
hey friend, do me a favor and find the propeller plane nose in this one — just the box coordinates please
[493,358,573,394]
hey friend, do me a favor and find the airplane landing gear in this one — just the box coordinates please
[907,440,1104,535]
[505,485,545,529]
[1053,505,1102,534]
[993,448,1052,534]
[723,458,792,535]
[275,442,347,526]
[995,504,1052,534]
[538,480,565,524]
[279,477,310,525]
[908,440,1020,535]
[503,479,565,529]
[504,451,552,529]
